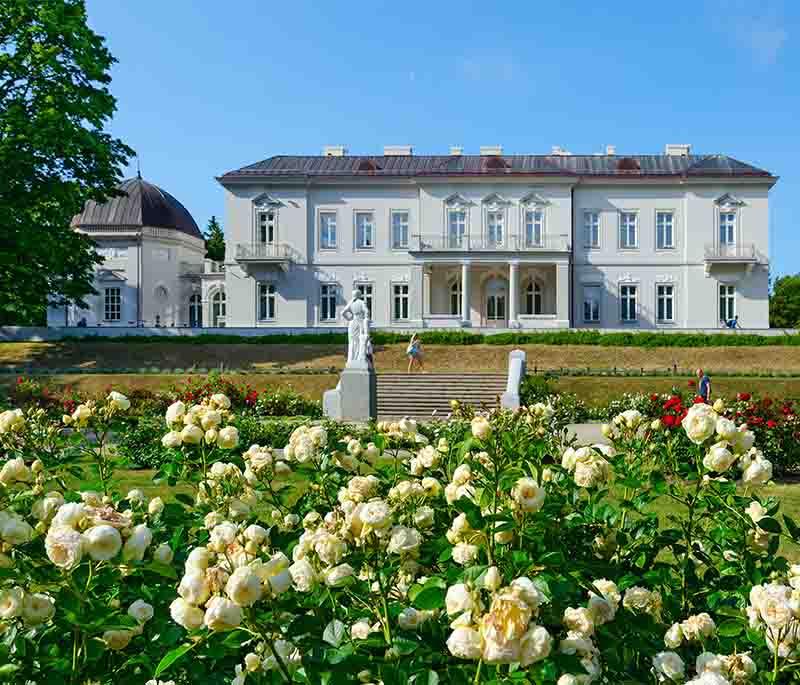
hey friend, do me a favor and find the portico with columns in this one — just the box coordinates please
[415,257,570,329]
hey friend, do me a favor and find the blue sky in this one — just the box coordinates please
[86,0,797,276]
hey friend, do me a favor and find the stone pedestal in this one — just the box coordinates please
[323,362,377,422]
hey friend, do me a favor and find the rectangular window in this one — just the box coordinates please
[656,211,674,249]
[719,284,736,322]
[258,282,277,321]
[319,212,337,249]
[525,209,544,247]
[355,212,375,249]
[582,285,601,323]
[97,247,128,259]
[320,284,337,321]
[719,212,736,245]
[355,283,373,318]
[656,284,675,323]
[391,211,409,249]
[620,284,637,322]
[104,287,121,321]
[448,209,466,248]
[619,212,638,249]
[450,280,462,315]
[392,284,409,321]
[486,210,505,246]
[584,212,600,248]
[258,210,276,244]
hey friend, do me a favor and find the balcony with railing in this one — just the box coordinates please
[410,234,570,253]
[235,242,293,264]
[704,243,757,262]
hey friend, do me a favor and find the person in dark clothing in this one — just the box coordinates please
[696,368,711,402]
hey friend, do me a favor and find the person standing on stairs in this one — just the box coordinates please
[406,333,424,373]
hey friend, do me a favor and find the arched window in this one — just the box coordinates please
[525,281,543,315]
[449,278,462,315]
[211,290,226,327]
[188,294,202,328]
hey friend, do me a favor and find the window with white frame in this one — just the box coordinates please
[211,291,226,327]
[392,283,409,321]
[656,284,675,323]
[584,211,600,248]
[97,246,128,259]
[524,209,544,247]
[525,281,543,315]
[104,287,121,321]
[355,212,375,249]
[583,285,601,323]
[719,284,736,322]
[486,210,505,247]
[355,283,373,318]
[258,209,276,244]
[447,209,467,248]
[391,211,409,249]
[449,279,462,315]
[320,284,337,321]
[258,282,276,321]
[319,212,337,249]
[188,294,202,327]
[619,212,638,249]
[620,284,637,322]
[719,211,736,245]
[656,211,675,249]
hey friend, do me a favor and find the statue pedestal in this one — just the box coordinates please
[323,362,377,422]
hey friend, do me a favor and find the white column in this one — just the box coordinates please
[509,261,519,328]
[423,267,431,317]
[556,262,570,327]
[461,261,471,326]
[410,264,424,324]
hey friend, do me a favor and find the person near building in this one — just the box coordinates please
[697,368,711,403]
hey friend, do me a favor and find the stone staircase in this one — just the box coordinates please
[376,373,508,420]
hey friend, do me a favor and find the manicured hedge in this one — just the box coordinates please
[58,329,800,347]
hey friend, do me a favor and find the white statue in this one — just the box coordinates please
[342,289,371,366]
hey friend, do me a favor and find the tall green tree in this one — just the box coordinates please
[204,215,225,262]
[0,0,133,325]
[769,274,800,328]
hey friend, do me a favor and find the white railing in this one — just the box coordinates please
[235,243,292,260]
[411,234,569,252]
[704,243,756,260]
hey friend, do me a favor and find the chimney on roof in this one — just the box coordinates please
[551,145,572,156]
[449,146,463,156]
[605,145,616,156]
[480,145,503,156]
[323,145,348,157]
[383,145,412,156]
[665,143,691,157]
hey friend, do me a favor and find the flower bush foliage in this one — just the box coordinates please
[1,392,800,683]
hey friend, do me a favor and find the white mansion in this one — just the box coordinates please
[49,144,776,330]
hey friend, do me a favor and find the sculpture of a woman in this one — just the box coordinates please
[341,289,370,365]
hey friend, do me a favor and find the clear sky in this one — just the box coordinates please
[85,0,797,276]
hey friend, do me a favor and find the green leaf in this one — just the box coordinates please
[717,619,744,637]
[757,517,782,534]
[413,586,445,610]
[453,498,483,529]
[393,636,418,655]
[784,514,800,539]
[154,643,194,677]
[323,619,346,647]
[175,493,194,506]
[145,561,178,579]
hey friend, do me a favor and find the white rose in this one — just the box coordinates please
[0,409,24,434]
[664,622,684,648]
[682,404,718,444]
[153,543,174,565]
[180,425,204,445]
[0,457,31,484]
[128,599,154,624]
[52,502,86,529]
[211,393,232,409]
[289,558,317,592]
[653,651,685,682]
[446,583,474,616]
[447,626,483,660]
[563,606,595,637]
[218,426,239,450]
[185,546,211,571]
[471,416,492,441]
[620,409,642,428]
[387,526,422,556]
[203,596,242,632]
[178,570,211,606]
[452,464,472,486]
[483,566,502,591]
[21,592,55,626]
[32,492,65,522]
[165,401,186,426]
[703,442,737,473]
[360,501,392,530]
[225,566,263,607]
[742,457,773,486]
[83,525,123,561]
[122,524,152,562]
[210,522,238,551]
[71,404,93,425]
[1,515,33,545]
[398,607,426,630]
[324,563,354,587]
[696,651,725,674]
[452,542,479,566]
[107,391,131,411]
[0,586,24,619]
[170,597,204,630]
[148,497,165,516]
[680,613,716,642]
[351,620,373,640]
[200,410,222,431]
[103,629,133,651]
[244,524,268,545]
[715,417,737,441]
[162,431,182,448]
[45,525,84,568]
[519,625,552,666]
[512,477,545,513]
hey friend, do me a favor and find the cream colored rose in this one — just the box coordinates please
[715,417,737,441]
[210,521,238,551]
[122,524,152,562]
[45,525,84,568]
[471,416,492,441]
[162,431,182,448]
[387,526,422,556]
[452,542,479,566]
[512,477,545,513]
[563,607,595,637]
[147,497,164,516]
[360,500,392,530]
[32,492,64,522]
[218,426,239,450]
[153,543,174,565]
[181,424,204,445]
[52,502,86,529]
[21,592,55,626]
[178,569,211,606]
[681,404,718,444]
[1,514,33,545]
[664,622,684,648]
[445,583,474,616]
[324,563,354,587]
[185,546,211,571]
[351,619,373,640]
[289,558,317,592]
[203,596,242,631]
[0,586,24,619]
[702,442,737,473]
[680,613,715,642]
[0,408,24,434]
[519,625,552,666]
[620,409,642,428]
[165,401,186,426]
[71,403,93,425]
[225,566,263,607]
[742,457,773,486]
[107,391,131,411]
[210,393,232,409]
[483,566,502,591]
[170,597,204,630]
[447,626,482,660]
[414,506,435,529]
[83,525,123,561]
[0,457,31,484]
[103,629,134,651]
[128,599,154,624]
[398,607,427,630]
[652,651,685,682]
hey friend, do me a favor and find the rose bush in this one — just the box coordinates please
[1,390,800,683]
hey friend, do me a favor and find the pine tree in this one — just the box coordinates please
[204,215,225,261]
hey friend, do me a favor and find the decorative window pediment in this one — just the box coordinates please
[253,193,284,208]
[715,193,745,208]
[96,269,126,283]
[520,191,551,206]
[444,193,472,208]
[482,192,510,208]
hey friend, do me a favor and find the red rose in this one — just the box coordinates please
[737,392,751,401]
[763,398,773,408]
[767,420,777,428]
[662,415,677,428]
[694,396,706,404]
[688,380,696,388]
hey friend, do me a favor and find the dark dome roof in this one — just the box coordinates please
[72,176,202,239]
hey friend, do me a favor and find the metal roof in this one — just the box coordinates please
[219,153,774,182]
[72,177,203,239]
